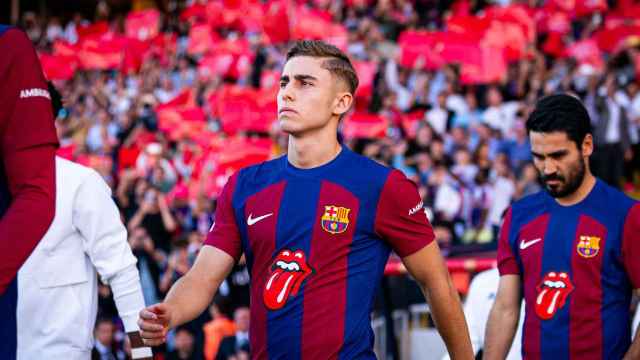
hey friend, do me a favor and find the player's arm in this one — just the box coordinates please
[375,170,472,359]
[627,299,640,360]
[73,168,152,359]
[483,275,521,360]
[139,173,242,346]
[483,207,522,360]
[138,246,235,346]
[622,204,640,360]
[402,243,474,359]
[0,28,58,295]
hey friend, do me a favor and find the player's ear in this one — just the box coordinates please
[581,134,594,157]
[332,91,354,118]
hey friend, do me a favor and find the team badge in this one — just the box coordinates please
[577,235,600,258]
[321,205,350,234]
[263,249,314,310]
[535,271,574,320]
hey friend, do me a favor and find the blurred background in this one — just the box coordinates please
[5,0,640,359]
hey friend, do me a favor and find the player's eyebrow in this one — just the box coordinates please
[280,74,319,83]
[531,149,569,158]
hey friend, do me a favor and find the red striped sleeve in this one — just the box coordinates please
[374,170,434,258]
[0,28,58,295]
[204,173,241,261]
[497,208,519,275]
[622,203,640,289]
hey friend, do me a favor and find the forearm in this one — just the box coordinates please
[159,208,177,232]
[128,210,145,231]
[163,271,221,328]
[483,303,519,360]
[624,329,640,360]
[421,277,473,360]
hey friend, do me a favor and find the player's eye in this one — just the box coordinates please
[279,81,287,88]
[300,80,312,87]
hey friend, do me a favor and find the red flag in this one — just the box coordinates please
[594,25,640,53]
[77,21,109,42]
[125,9,160,41]
[341,113,388,139]
[291,7,347,49]
[53,40,79,57]
[78,36,124,70]
[213,86,276,135]
[39,53,78,80]
[121,38,151,74]
[188,23,216,55]
[576,0,608,17]
[398,31,444,70]
[262,0,290,44]
[564,39,604,69]
[180,3,207,24]
[353,61,377,106]
[485,4,536,43]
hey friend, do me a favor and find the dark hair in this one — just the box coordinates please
[47,81,63,118]
[526,94,592,148]
[286,40,359,95]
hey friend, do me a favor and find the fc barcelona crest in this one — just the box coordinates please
[577,235,600,258]
[321,205,350,234]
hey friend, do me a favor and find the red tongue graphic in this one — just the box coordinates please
[535,287,565,320]
[263,268,302,310]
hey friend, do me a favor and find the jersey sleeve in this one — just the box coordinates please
[204,173,242,261]
[374,169,435,258]
[622,203,640,289]
[0,28,58,294]
[497,207,519,276]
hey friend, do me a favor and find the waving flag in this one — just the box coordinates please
[125,9,160,41]
[341,113,388,139]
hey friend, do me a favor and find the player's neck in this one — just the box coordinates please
[287,131,341,169]
[555,172,596,206]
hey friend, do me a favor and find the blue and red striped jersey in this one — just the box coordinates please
[498,179,640,360]
[205,146,435,359]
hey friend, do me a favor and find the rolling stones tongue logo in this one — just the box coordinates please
[535,272,574,320]
[263,249,313,311]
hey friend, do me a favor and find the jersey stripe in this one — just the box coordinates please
[569,215,605,359]
[540,208,577,359]
[301,181,359,359]
[0,278,17,359]
[517,213,549,359]
[267,179,321,359]
[244,181,286,359]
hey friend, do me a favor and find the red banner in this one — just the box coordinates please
[39,53,78,80]
[262,0,290,44]
[188,23,216,55]
[341,113,388,139]
[125,9,160,41]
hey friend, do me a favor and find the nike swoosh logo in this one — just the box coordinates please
[247,213,273,226]
[520,238,542,250]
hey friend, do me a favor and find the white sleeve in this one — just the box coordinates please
[72,169,145,332]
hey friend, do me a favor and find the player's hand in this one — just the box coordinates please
[138,303,172,346]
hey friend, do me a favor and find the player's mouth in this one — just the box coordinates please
[535,271,573,320]
[278,107,298,115]
[263,249,313,310]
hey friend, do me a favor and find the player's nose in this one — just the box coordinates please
[279,82,295,103]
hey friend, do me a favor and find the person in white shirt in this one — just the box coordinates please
[443,268,523,360]
[16,156,152,360]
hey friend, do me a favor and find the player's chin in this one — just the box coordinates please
[279,118,303,135]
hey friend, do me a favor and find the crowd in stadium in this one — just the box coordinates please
[14,0,640,358]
